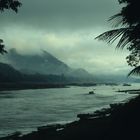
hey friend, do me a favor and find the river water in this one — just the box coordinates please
[0,84,139,137]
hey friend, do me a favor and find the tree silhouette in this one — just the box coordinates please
[0,0,22,54]
[96,0,140,76]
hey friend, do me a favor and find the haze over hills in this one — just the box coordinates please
[2,49,94,81]
[0,48,137,83]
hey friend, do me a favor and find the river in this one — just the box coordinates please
[0,84,139,137]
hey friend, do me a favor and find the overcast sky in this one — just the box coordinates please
[0,0,132,75]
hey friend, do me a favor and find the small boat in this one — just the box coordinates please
[89,91,95,94]
[123,83,131,86]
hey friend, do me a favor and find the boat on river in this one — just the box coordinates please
[123,83,131,86]
[89,91,95,94]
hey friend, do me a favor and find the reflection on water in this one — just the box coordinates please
[0,84,138,137]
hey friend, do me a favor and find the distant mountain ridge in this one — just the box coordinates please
[5,49,93,80]
[0,62,92,84]
[0,49,137,83]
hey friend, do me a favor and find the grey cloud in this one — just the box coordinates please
[0,0,130,75]
[0,0,121,31]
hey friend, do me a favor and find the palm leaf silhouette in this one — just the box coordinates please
[108,13,124,27]
[95,27,133,49]
[128,66,140,76]
[96,0,140,76]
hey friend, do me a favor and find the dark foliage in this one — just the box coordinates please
[0,39,7,54]
[0,0,22,54]
[96,0,140,76]
[0,0,22,13]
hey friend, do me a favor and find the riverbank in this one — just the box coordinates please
[117,89,140,94]
[1,94,140,140]
[0,82,118,92]
[0,82,98,91]
[0,83,67,91]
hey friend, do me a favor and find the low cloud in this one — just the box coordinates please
[0,0,130,75]
[0,27,130,75]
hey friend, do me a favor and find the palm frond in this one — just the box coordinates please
[95,27,134,49]
[128,66,140,76]
[108,13,124,27]
[116,30,131,49]
[95,28,125,42]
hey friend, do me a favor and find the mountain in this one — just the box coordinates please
[0,62,23,82]
[0,62,70,90]
[5,49,94,80]
[1,49,137,84]
[0,62,71,83]
[0,62,95,85]
[0,56,136,84]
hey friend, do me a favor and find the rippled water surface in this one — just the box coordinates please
[0,84,139,137]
